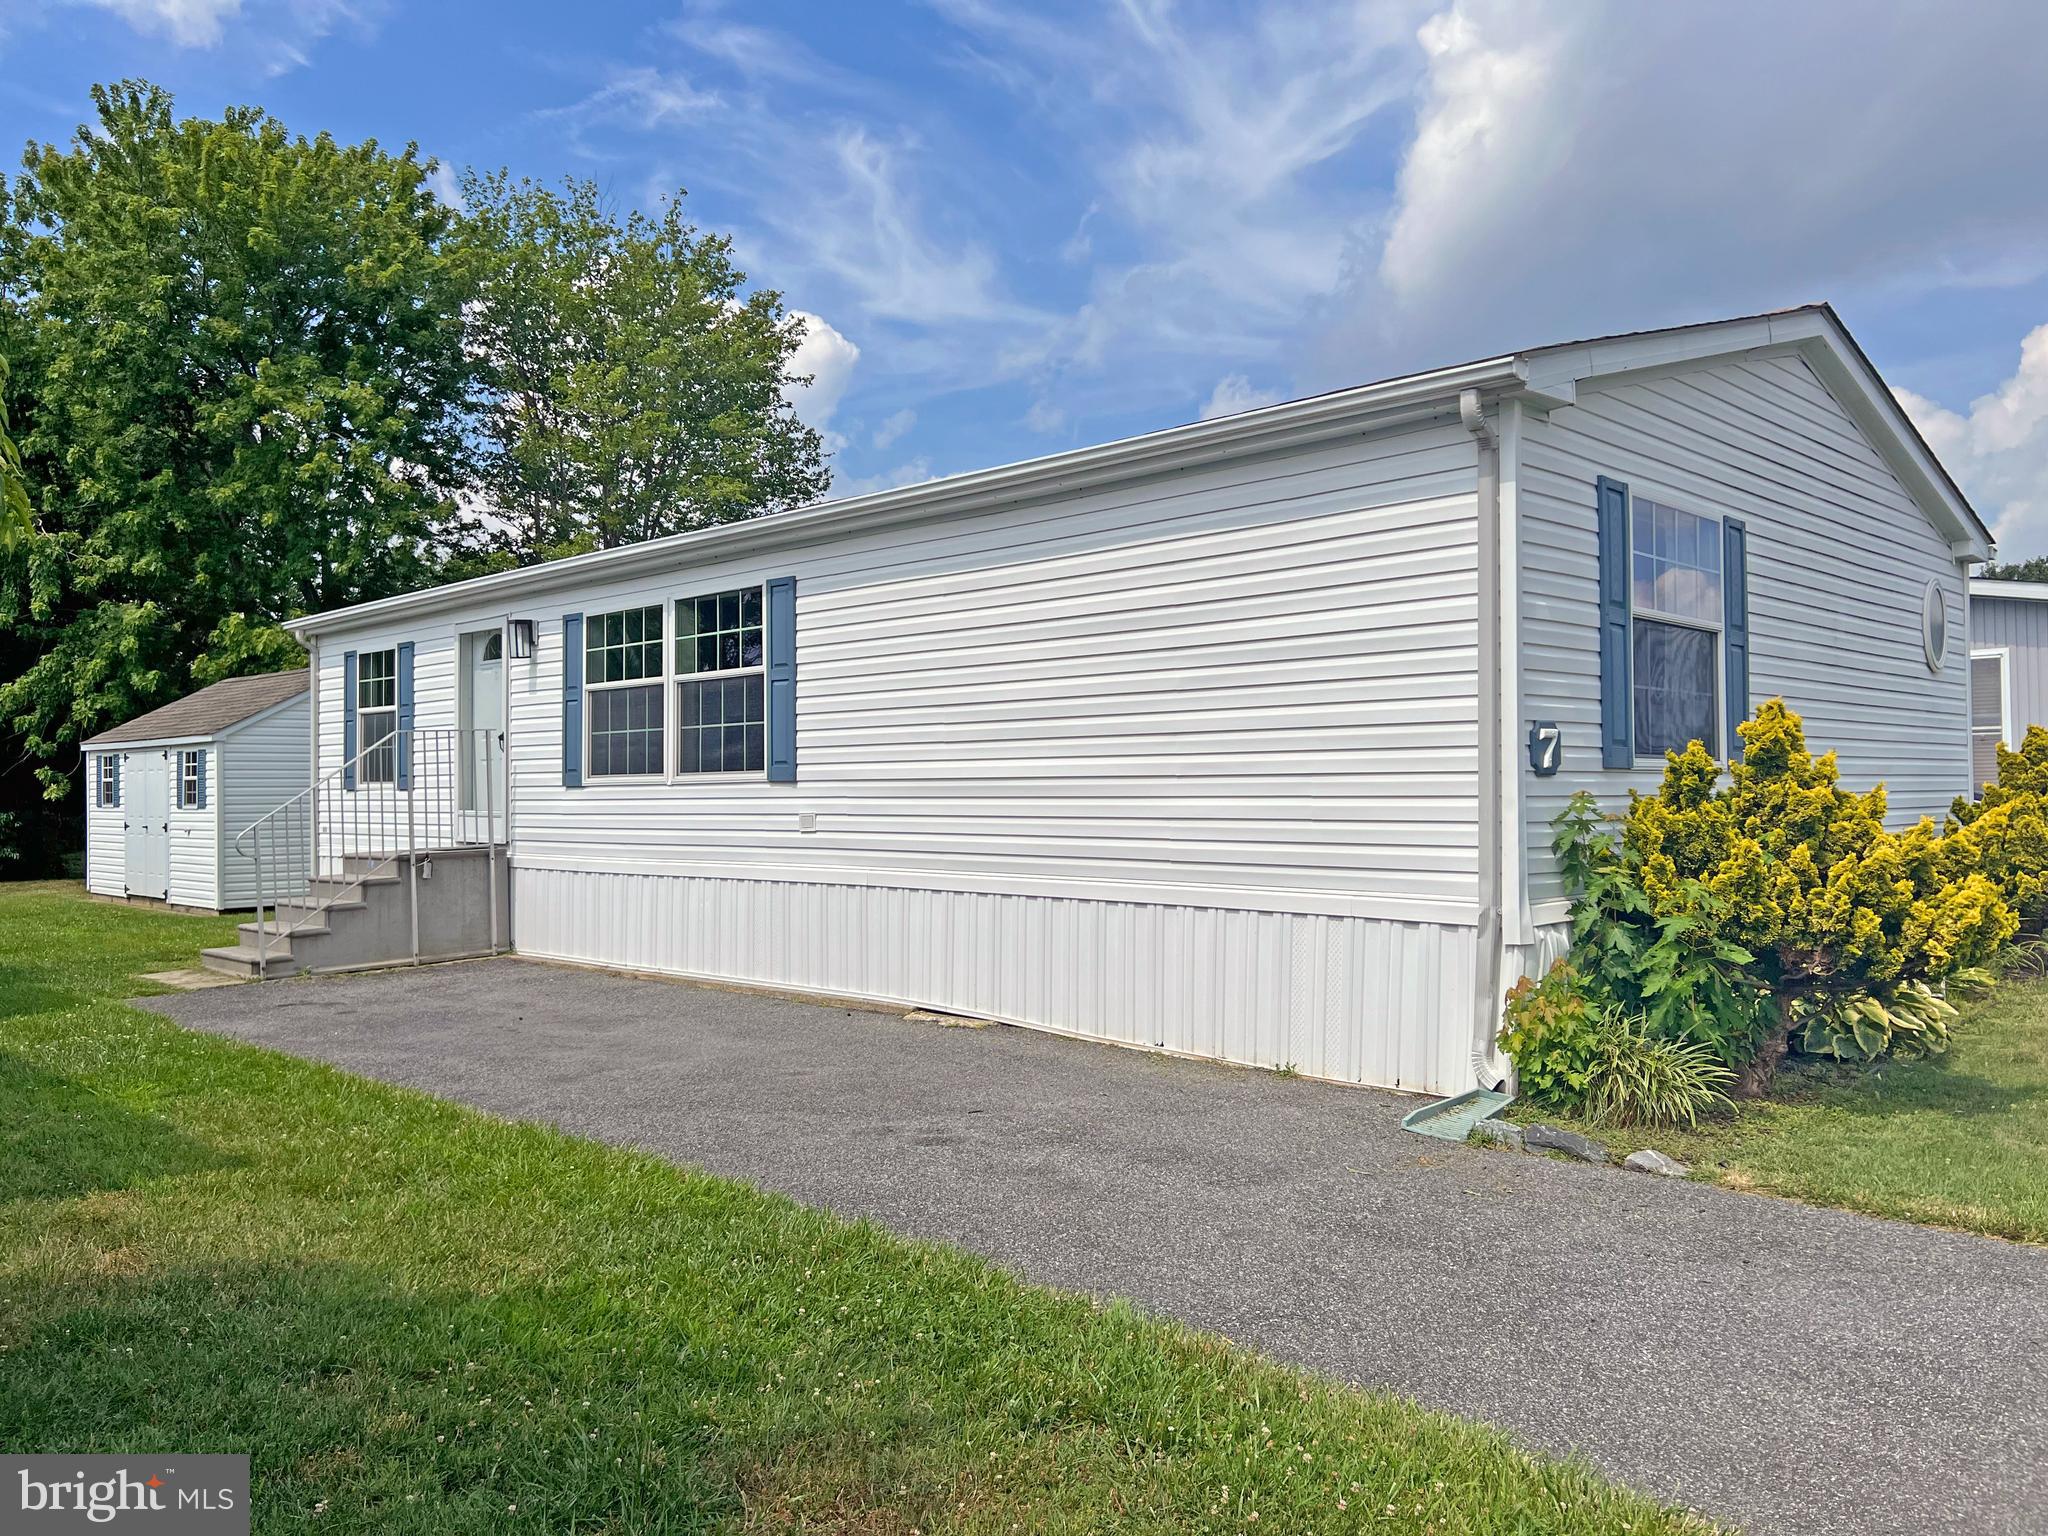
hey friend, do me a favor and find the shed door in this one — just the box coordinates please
[124,750,170,900]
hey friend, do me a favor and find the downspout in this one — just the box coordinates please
[1462,388,1508,1091]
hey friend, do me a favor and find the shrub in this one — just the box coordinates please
[1533,701,2015,1099]
[1581,1014,1733,1129]
[1498,962,1603,1109]
[1946,726,2048,933]
[1500,965,1733,1128]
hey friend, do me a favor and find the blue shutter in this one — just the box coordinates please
[1723,518,1749,761]
[111,753,120,807]
[563,614,584,788]
[343,650,359,791]
[396,640,415,790]
[194,749,207,810]
[1596,476,1634,769]
[766,576,797,783]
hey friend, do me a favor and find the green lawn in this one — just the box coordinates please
[1505,982,2048,1244]
[0,881,1713,1535]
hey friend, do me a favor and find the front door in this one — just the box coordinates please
[459,628,506,841]
[124,750,169,899]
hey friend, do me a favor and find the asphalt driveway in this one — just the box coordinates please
[144,958,2048,1536]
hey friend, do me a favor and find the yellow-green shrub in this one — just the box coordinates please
[1532,700,2015,1098]
[1946,726,2048,931]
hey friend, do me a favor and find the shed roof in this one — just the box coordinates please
[84,669,308,748]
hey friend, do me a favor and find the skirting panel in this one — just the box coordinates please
[512,865,1479,1095]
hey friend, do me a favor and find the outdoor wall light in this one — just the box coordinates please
[508,618,536,660]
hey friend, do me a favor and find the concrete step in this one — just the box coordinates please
[199,943,300,979]
[238,919,328,948]
[307,872,399,903]
[270,898,366,928]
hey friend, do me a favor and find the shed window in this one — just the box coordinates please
[177,750,202,809]
[358,648,398,784]
[1630,498,1721,759]
[585,606,665,777]
[97,755,118,808]
[675,587,765,774]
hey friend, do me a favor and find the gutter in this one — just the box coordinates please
[1462,388,1509,1092]
[287,354,1526,638]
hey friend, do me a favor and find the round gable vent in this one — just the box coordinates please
[1923,580,1948,672]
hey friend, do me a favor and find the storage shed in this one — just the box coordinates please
[83,670,309,911]
[1967,579,2048,789]
[253,305,1990,1096]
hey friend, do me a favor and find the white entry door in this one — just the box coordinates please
[459,628,506,842]
[123,750,169,899]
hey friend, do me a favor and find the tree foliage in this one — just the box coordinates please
[457,172,829,564]
[0,81,474,795]
[1980,556,2048,583]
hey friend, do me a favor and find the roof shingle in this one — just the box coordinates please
[84,669,308,747]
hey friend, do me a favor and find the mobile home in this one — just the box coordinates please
[216,306,1989,1096]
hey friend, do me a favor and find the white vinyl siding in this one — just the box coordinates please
[220,699,314,908]
[84,754,125,897]
[311,420,1483,1092]
[1519,351,1971,910]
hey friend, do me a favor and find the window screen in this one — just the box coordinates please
[1634,618,1717,760]
[1972,652,2007,796]
[359,649,397,784]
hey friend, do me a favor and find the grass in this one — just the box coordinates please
[0,880,1715,1535]
[1503,982,2048,1244]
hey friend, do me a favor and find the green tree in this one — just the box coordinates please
[0,353,30,548]
[1982,556,2048,582]
[0,81,476,796]
[458,171,828,563]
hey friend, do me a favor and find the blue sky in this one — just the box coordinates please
[6,0,2048,551]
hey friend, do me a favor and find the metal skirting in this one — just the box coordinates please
[510,865,1481,1096]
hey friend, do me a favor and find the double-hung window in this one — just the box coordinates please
[358,648,398,784]
[97,755,118,808]
[177,750,202,809]
[585,605,666,777]
[676,587,766,774]
[1971,649,2010,795]
[1630,497,1723,760]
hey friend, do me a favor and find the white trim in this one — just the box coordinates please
[1971,645,2015,748]
[281,307,1988,643]
[1971,578,2048,604]
[506,852,1483,926]
[286,358,1522,639]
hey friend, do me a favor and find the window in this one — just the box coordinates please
[585,605,665,777]
[1971,649,2009,796]
[177,750,202,809]
[358,648,398,784]
[675,587,765,774]
[1630,497,1721,759]
[97,755,118,808]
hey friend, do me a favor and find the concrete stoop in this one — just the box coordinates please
[201,846,508,979]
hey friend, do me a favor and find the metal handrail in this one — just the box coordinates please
[233,725,505,977]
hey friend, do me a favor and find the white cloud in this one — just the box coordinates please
[1335,0,2048,376]
[77,0,366,58]
[1898,324,2048,558]
[1023,399,1066,434]
[835,457,934,498]
[871,408,916,451]
[783,311,860,431]
[425,161,464,212]
[1199,374,1281,421]
[81,0,242,46]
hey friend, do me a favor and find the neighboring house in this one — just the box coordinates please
[246,304,1987,1097]
[1967,579,2048,791]
[83,671,309,911]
